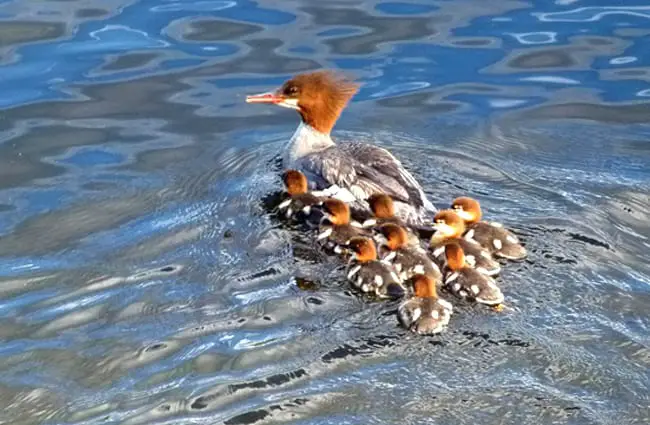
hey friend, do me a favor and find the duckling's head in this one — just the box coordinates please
[431,209,466,242]
[347,236,378,262]
[367,193,395,219]
[444,242,466,271]
[451,196,482,223]
[412,274,437,298]
[377,223,408,251]
[321,199,350,225]
[282,169,308,195]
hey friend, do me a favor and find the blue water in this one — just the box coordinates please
[0,1,649,424]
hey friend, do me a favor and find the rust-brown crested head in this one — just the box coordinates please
[444,242,466,271]
[377,223,408,251]
[432,209,466,238]
[348,236,378,262]
[283,169,308,195]
[247,70,359,134]
[321,198,351,225]
[367,193,395,219]
[412,274,437,298]
[451,196,482,223]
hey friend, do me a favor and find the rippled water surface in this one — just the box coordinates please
[1,1,649,424]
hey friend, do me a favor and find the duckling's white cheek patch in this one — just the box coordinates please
[334,245,343,254]
[278,98,300,110]
[431,310,439,319]
[433,246,445,257]
[493,239,503,250]
[471,284,480,295]
[453,283,461,292]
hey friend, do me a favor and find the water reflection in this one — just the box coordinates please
[0,0,648,424]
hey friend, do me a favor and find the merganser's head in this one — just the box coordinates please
[282,169,308,195]
[451,196,482,224]
[412,274,437,298]
[444,242,466,271]
[347,236,378,263]
[321,199,351,225]
[245,70,359,134]
[367,193,395,219]
[431,210,466,241]
[376,223,408,251]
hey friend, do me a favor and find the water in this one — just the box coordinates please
[0,0,648,423]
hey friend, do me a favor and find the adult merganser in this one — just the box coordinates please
[375,223,442,283]
[345,236,406,298]
[429,210,501,276]
[443,242,504,306]
[246,70,437,225]
[317,198,369,255]
[397,274,453,335]
[278,169,324,225]
[450,196,527,260]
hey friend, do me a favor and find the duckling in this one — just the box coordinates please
[346,236,406,298]
[429,210,501,276]
[318,199,369,255]
[375,223,442,283]
[363,194,420,246]
[277,169,324,225]
[398,274,453,335]
[451,196,527,260]
[444,242,504,306]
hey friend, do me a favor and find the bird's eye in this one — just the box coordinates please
[284,85,299,96]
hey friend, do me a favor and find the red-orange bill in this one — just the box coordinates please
[245,92,282,104]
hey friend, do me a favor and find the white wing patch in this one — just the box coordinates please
[278,199,292,209]
[493,239,503,250]
[302,206,312,214]
[374,275,384,287]
[490,221,503,228]
[362,219,377,227]
[413,264,425,274]
[480,250,492,259]
[465,255,476,267]
[347,265,361,279]
[471,284,480,295]
[438,299,453,312]
[506,235,519,244]
[383,251,396,262]
[464,229,475,240]
[317,227,333,240]
[412,307,422,322]
[445,272,459,284]
[432,310,439,320]
[433,246,445,257]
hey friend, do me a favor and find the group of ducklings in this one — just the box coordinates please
[276,169,527,335]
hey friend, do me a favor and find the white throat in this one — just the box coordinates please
[284,122,335,163]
